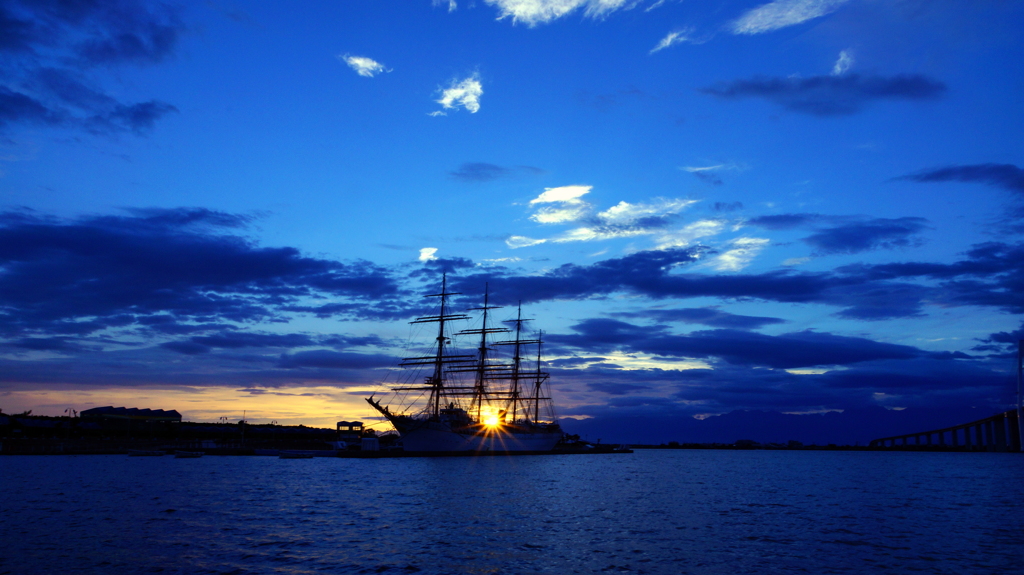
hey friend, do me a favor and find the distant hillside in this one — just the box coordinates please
[559,405,1002,446]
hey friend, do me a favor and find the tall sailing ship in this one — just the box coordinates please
[367,276,563,452]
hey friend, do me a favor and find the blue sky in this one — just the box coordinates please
[1,0,1023,440]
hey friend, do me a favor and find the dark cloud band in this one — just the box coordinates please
[0,0,184,135]
[700,73,946,116]
[896,163,1024,193]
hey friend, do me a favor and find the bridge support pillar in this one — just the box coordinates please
[1008,411,1021,452]
[993,414,1007,452]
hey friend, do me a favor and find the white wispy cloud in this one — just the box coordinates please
[482,256,523,263]
[650,28,697,54]
[553,226,653,243]
[434,74,483,114]
[433,0,458,12]
[655,219,727,249]
[682,164,725,173]
[681,163,746,185]
[340,54,390,77]
[597,199,698,225]
[785,368,835,375]
[783,257,811,266]
[731,0,851,35]
[712,237,770,271]
[532,205,591,224]
[506,235,547,249]
[831,49,853,76]
[418,247,438,261]
[529,185,593,224]
[530,184,591,204]
[517,186,705,247]
[645,0,667,12]
[558,350,712,371]
[485,0,636,27]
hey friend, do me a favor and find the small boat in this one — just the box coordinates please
[128,449,165,456]
[174,450,204,458]
[279,450,315,459]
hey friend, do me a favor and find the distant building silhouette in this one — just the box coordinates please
[80,406,182,422]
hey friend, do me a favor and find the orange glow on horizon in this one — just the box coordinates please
[0,385,387,430]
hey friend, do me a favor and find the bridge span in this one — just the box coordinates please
[872,341,1024,452]
[870,410,1021,452]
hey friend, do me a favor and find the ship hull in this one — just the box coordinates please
[393,419,562,452]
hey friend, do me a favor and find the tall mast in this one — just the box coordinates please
[401,274,472,418]
[431,275,450,416]
[456,284,507,421]
[533,330,546,423]
[494,303,544,424]
[475,287,491,421]
[509,303,523,421]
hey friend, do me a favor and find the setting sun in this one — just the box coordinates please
[481,406,501,428]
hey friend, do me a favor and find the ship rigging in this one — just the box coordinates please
[367,275,561,452]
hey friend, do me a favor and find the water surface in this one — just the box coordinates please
[2,450,1021,574]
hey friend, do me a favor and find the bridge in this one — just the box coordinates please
[870,342,1024,452]
[869,409,1021,451]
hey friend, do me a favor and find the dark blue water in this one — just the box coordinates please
[1,450,1021,574]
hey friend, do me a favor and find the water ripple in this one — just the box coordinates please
[1,451,1022,574]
